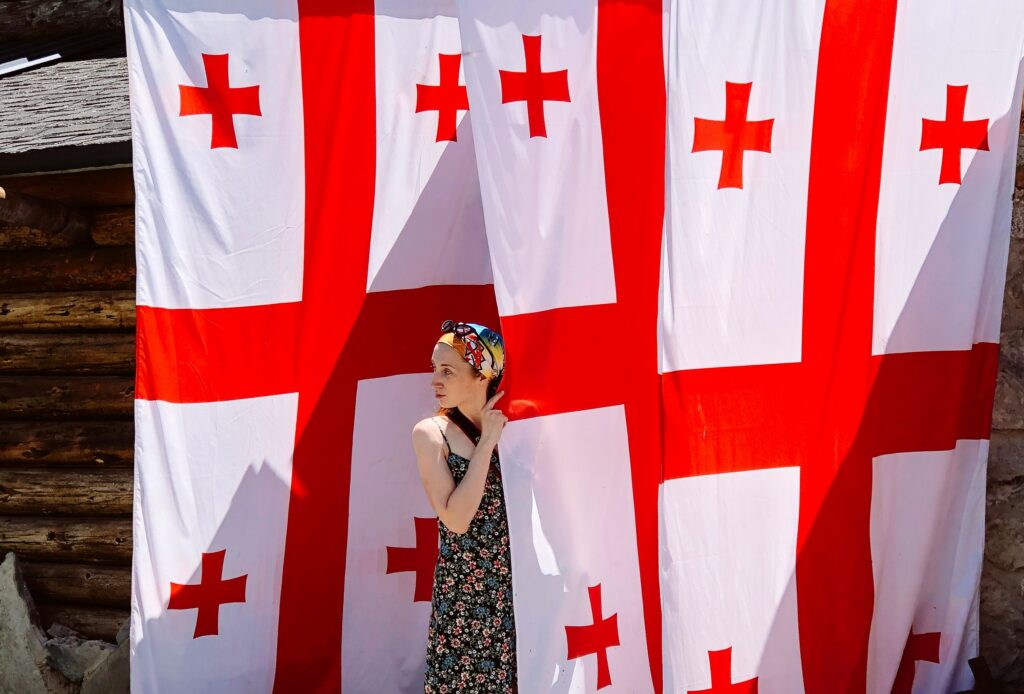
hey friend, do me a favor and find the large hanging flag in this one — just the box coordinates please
[124,0,1024,692]
[658,1,1024,693]
[454,0,665,690]
[127,1,496,691]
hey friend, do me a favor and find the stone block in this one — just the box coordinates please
[982,430,1024,689]
[0,552,74,694]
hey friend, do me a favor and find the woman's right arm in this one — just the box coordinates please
[411,392,506,535]
[412,423,494,535]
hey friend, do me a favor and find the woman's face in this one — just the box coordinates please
[431,342,486,409]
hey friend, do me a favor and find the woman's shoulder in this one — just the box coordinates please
[412,415,444,442]
[412,416,449,460]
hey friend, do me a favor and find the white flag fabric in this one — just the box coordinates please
[124,0,1024,691]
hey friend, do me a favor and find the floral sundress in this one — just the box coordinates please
[424,418,517,692]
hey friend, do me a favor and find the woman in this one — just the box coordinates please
[411,319,517,692]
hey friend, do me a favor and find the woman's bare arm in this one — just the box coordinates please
[412,420,494,535]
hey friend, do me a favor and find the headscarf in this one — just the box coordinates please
[435,319,505,381]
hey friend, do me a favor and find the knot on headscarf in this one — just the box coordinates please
[436,320,505,381]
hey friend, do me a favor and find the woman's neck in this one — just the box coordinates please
[456,400,485,431]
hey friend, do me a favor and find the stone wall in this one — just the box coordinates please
[982,151,1024,687]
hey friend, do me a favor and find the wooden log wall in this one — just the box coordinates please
[0,167,135,641]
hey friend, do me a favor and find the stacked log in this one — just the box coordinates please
[0,169,134,642]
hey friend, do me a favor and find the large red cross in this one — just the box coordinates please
[416,53,470,142]
[692,81,774,189]
[664,5,998,693]
[179,53,262,150]
[168,549,248,639]
[688,648,758,694]
[921,84,990,185]
[386,516,439,602]
[499,34,571,138]
[565,584,620,689]
[891,629,941,694]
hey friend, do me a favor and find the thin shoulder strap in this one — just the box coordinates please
[432,417,451,458]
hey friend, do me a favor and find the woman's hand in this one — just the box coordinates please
[479,391,507,447]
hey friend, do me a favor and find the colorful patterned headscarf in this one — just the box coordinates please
[436,320,506,381]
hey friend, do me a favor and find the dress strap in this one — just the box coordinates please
[432,417,451,459]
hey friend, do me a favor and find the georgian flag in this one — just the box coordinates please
[127,1,494,691]
[124,0,1024,692]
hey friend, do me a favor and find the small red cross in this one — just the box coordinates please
[890,629,940,694]
[692,81,774,189]
[179,53,262,149]
[416,53,470,142]
[688,648,758,694]
[168,549,248,638]
[565,583,620,689]
[920,84,990,185]
[385,516,439,602]
[499,34,571,139]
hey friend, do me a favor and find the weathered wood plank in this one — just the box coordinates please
[0,247,134,292]
[0,291,135,331]
[0,517,131,563]
[21,561,130,607]
[36,603,128,642]
[0,1,123,41]
[0,469,132,515]
[0,168,134,209]
[0,421,132,466]
[0,223,77,250]
[0,208,134,250]
[0,376,134,419]
[0,333,135,373]
[90,208,134,246]
[0,187,89,245]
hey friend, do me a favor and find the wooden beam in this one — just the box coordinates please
[0,247,135,292]
[0,168,134,208]
[0,186,89,246]
[0,421,133,467]
[20,561,130,607]
[0,333,135,374]
[90,208,134,246]
[0,516,132,563]
[36,603,128,642]
[0,469,132,515]
[0,1,123,41]
[0,209,135,250]
[0,376,134,419]
[0,291,135,331]
[0,223,78,250]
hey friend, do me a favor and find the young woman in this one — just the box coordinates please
[411,320,517,692]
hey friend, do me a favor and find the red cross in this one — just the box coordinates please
[139,7,500,688]
[692,81,774,189]
[385,516,439,602]
[891,629,940,694]
[416,53,469,142]
[688,648,758,694]
[920,84,990,185]
[499,34,571,138]
[168,549,247,638]
[179,53,262,149]
[565,584,620,689]
[664,6,998,693]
